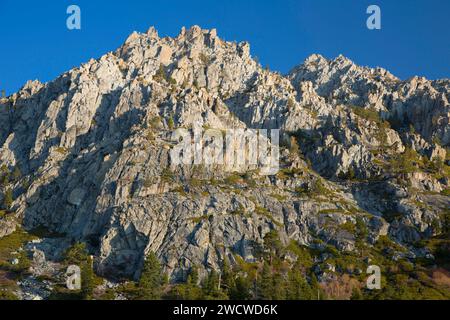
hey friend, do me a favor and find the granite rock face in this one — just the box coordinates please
[0,26,448,280]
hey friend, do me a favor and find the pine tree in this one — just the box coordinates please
[12,166,21,182]
[202,270,228,299]
[286,268,314,299]
[221,258,234,291]
[203,270,220,297]
[229,275,252,300]
[3,188,13,210]
[271,272,286,300]
[187,264,199,286]
[137,251,163,300]
[0,165,9,186]
[63,242,95,299]
[263,230,283,262]
[81,255,94,300]
[309,273,326,300]
[257,262,273,299]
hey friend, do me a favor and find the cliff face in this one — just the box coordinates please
[0,26,448,281]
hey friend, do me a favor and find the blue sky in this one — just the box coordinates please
[0,0,449,94]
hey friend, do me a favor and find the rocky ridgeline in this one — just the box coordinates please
[0,26,448,281]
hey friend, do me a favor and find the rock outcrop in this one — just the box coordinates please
[0,26,448,281]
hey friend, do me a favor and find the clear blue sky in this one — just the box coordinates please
[0,0,449,94]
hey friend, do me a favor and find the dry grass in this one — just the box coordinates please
[319,274,361,300]
[431,268,450,287]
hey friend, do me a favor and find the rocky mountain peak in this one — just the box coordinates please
[0,26,448,285]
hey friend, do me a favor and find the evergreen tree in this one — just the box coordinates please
[3,188,13,210]
[11,166,21,182]
[202,270,228,300]
[137,251,163,300]
[271,272,286,300]
[63,242,95,299]
[221,258,234,291]
[81,255,94,300]
[263,230,283,260]
[286,268,314,300]
[203,270,220,297]
[0,165,9,186]
[181,264,203,299]
[229,275,252,300]
[257,262,273,300]
[187,264,199,286]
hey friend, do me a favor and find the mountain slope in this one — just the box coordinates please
[0,26,448,291]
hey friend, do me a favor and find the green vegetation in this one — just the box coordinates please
[289,136,300,155]
[161,168,175,182]
[224,173,243,185]
[167,116,175,130]
[388,147,422,174]
[351,106,390,145]
[190,215,211,224]
[0,229,35,298]
[136,252,163,300]
[230,203,246,216]
[12,166,21,182]
[55,146,68,155]
[49,242,97,300]
[295,179,333,198]
[338,167,356,180]
[286,98,296,111]
[351,106,383,124]
[0,165,9,186]
[148,116,163,129]
[270,193,287,202]
[154,64,168,82]
[26,226,446,301]
[199,53,211,66]
[168,77,177,86]
[3,188,13,210]
[0,290,19,300]
[276,167,304,180]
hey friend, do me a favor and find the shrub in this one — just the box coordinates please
[351,106,382,123]
[199,53,211,66]
[161,168,175,182]
[0,290,19,300]
[64,242,89,266]
[55,147,68,155]
[154,65,167,82]
[389,147,421,174]
[12,166,21,182]
[289,136,300,155]
[168,77,177,86]
[224,173,242,185]
[167,116,175,130]
[148,116,162,129]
